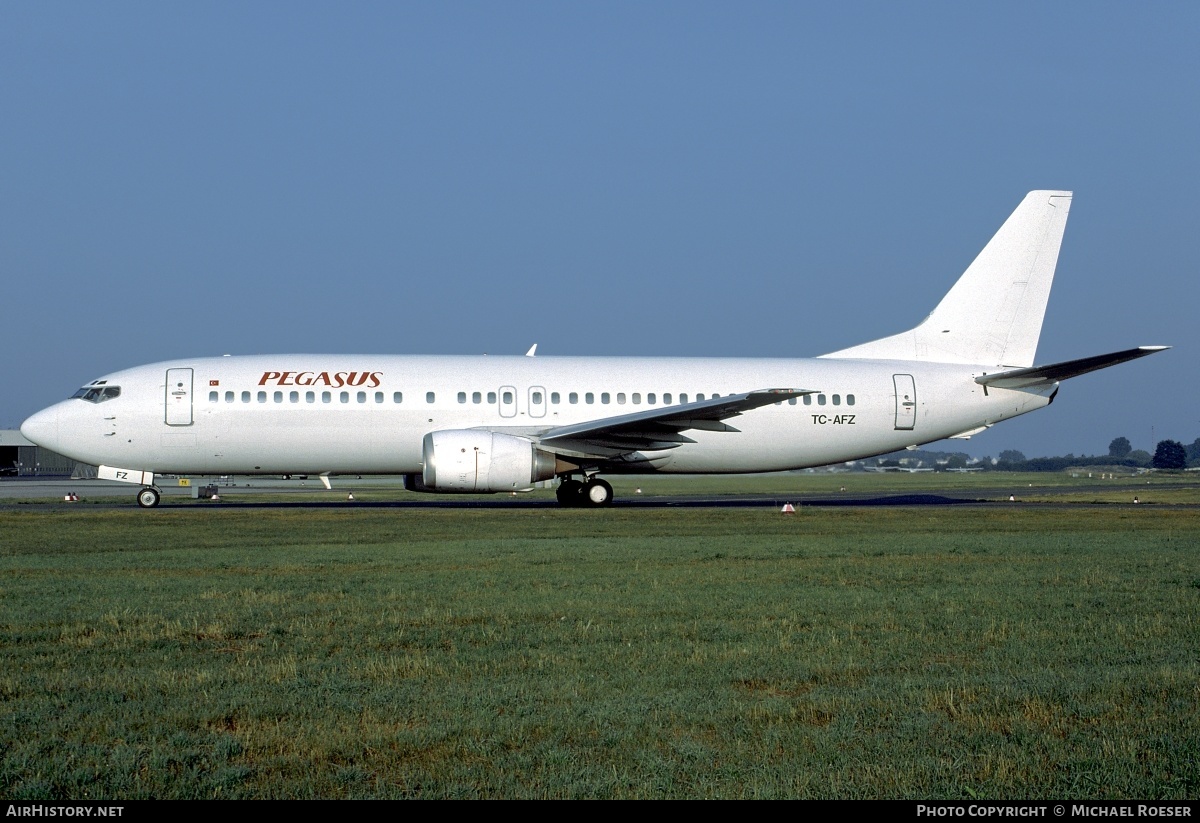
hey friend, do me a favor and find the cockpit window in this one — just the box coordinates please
[72,386,121,403]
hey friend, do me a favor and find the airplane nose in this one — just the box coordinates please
[20,405,61,451]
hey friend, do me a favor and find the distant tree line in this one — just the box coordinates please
[871,436,1200,473]
[994,454,1151,472]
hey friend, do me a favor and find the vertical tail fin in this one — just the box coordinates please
[822,190,1072,367]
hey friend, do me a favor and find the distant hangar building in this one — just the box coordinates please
[0,429,86,477]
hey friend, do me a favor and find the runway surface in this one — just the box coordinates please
[1,476,1187,510]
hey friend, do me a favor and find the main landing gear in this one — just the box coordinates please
[136,486,161,508]
[555,476,614,507]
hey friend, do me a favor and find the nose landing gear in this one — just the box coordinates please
[136,486,161,508]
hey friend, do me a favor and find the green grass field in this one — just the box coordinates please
[1,478,1198,798]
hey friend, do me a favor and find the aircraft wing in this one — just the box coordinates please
[975,346,1168,389]
[535,389,812,456]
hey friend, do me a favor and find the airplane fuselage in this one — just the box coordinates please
[24,353,1053,477]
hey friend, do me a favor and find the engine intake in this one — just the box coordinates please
[420,430,558,492]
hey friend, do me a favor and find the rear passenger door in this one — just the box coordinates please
[893,374,916,430]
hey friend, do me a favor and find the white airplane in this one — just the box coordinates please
[20,190,1167,508]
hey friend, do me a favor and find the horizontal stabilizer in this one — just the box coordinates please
[975,346,1168,389]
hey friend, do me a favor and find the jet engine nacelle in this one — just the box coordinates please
[420,430,558,493]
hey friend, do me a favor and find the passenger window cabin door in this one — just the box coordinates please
[499,385,517,418]
[528,386,546,418]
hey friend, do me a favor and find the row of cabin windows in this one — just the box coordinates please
[449,392,857,406]
[457,391,741,406]
[210,390,402,404]
[805,394,855,406]
[208,390,856,407]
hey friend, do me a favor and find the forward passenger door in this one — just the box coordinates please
[165,368,194,426]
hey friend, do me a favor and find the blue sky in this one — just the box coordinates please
[3,2,1196,458]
